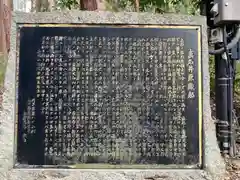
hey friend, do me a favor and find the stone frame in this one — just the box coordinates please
[0,11,225,180]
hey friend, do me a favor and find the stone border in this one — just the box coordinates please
[0,11,225,180]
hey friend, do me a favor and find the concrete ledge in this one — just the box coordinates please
[1,169,211,180]
[0,11,225,180]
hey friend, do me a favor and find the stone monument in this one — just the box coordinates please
[0,11,225,180]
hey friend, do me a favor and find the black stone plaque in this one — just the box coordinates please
[16,25,203,168]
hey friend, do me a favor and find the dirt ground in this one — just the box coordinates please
[224,158,240,180]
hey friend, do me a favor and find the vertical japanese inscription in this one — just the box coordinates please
[17,26,202,167]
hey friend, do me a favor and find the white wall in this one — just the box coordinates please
[13,0,31,12]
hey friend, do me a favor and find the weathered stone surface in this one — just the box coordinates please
[0,10,225,180]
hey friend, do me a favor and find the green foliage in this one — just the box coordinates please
[56,0,79,10]
[209,55,215,95]
[105,0,200,14]
[55,0,201,14]
[234,63,240,96]
[0,54,7,87]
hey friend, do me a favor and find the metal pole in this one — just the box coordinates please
[229,59,234,156]
[215,45,231,155]
[202,0,234,156]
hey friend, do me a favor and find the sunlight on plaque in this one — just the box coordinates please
[16,25,202,168]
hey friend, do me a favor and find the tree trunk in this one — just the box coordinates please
[6,0,12,10]
[0,0,11,53]
[42,0,49,11]
[80,0,98,10]
[134,0,139,12]
[35,0,41,12]
[96,0,105,11]
[48,0,56,11]
[0,0,5,54]
[31,0,34,12]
